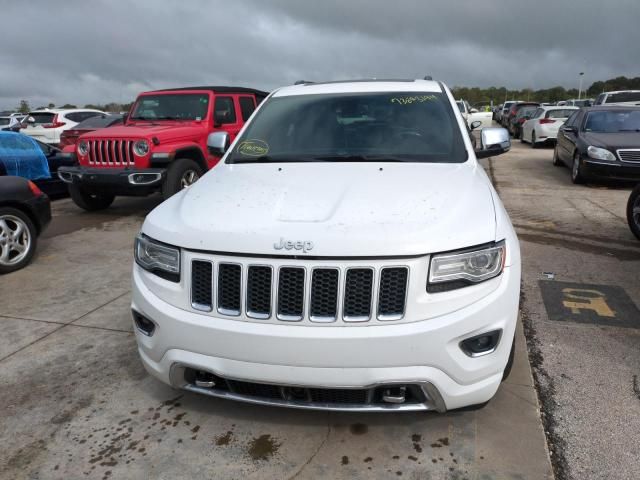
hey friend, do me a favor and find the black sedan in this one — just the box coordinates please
[0,176,51,273]
[553,106,640,184]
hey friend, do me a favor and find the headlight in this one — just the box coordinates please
[587,146,616,161]
[133,140,150,156]
[78,140,89,156]
[428,241,505,292]
[134,234,180,282]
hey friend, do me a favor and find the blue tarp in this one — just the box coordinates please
[0,132,51,180]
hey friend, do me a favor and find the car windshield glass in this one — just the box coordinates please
[28,113,55,125]
[226,92,467,164]
[0,118,10,126]
[583,110,640,132]
[129,94,209,120]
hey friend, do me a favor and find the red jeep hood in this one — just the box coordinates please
[80,123,203,141]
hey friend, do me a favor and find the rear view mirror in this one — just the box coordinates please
[207,131,230,156]
[475,127,511,159]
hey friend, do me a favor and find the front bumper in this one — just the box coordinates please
[58,166,166,196]
[583,160,640,181]
[132,260,520,412]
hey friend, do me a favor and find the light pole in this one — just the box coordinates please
[578,72,585,100]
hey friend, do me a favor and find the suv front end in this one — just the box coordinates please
[131,79,520,412]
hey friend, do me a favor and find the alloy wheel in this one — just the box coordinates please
[0,215,32,267]
[180,170,200,189]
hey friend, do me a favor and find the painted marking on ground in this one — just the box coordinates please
[539,281,640,328]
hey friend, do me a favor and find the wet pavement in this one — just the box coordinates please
[3,142,618,479]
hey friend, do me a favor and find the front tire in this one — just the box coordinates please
[69,184,115,211]
[552,145,562,166]
[0,207,37,274]
[571,151,585,184]
[502,338,516,382]
[627,184,640,240]
[162,158,204,200]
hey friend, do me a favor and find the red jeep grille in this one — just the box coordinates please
[88,139,135,166]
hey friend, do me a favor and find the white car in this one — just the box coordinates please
[132,78,520,412]
[20,108,105,145]
[0,116,23,132]
[456,100,493,129]
[521,106,579,147]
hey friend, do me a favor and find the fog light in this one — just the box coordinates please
[460,330,501,357]
[195,371,216,388]
[132,310,156,336]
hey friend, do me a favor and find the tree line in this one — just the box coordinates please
[12,75,640,113]
[452,75,640,105]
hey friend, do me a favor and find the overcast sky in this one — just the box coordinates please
[1,0,638,110]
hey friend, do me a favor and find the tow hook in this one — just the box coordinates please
[382,386,406,404]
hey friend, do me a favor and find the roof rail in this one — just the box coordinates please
[294,80,314,85]
[423,76,433,81]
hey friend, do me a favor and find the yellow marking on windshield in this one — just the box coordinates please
[390,95,437,105]
[237,139,269,156]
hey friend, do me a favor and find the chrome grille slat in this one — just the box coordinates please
[618,149,640,163]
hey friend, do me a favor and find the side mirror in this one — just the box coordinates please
[25,116,36,124]
[207,131,230,156]
[469,108,479,113]
[470,120,482,130]
[475,127,511,159]
[561,125,577,134]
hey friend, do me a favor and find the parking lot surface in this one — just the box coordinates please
[488,140,640,480]
[2,137,638,480]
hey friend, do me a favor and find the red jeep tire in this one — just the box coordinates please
[162,158,204,200]
[69,184,115,211]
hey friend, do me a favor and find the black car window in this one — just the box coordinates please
[214,96,237,125]
[604,92,640,104]
[74,115,123,129]
[27,112,55,125]
[239,97,256,122]
[565,111,580,127]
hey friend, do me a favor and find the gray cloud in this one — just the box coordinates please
[1,0,638,110]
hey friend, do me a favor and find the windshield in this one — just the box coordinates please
[583,110,640,132]
[130,94,209,121]
[0,118,10,126]
[226,92,467,164]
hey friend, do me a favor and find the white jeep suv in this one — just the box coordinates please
[20,108,105,145]
[132,79,520,412]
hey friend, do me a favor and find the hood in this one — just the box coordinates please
[143,161,498,257]
[582,131,640,150]
[81,123,202,142]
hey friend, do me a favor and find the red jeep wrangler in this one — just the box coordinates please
[59,86,268,210]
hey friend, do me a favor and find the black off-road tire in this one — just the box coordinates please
[161,158,204,200]
[627,184,640,240]
[0,207,37,274]
[69,184,115,211]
